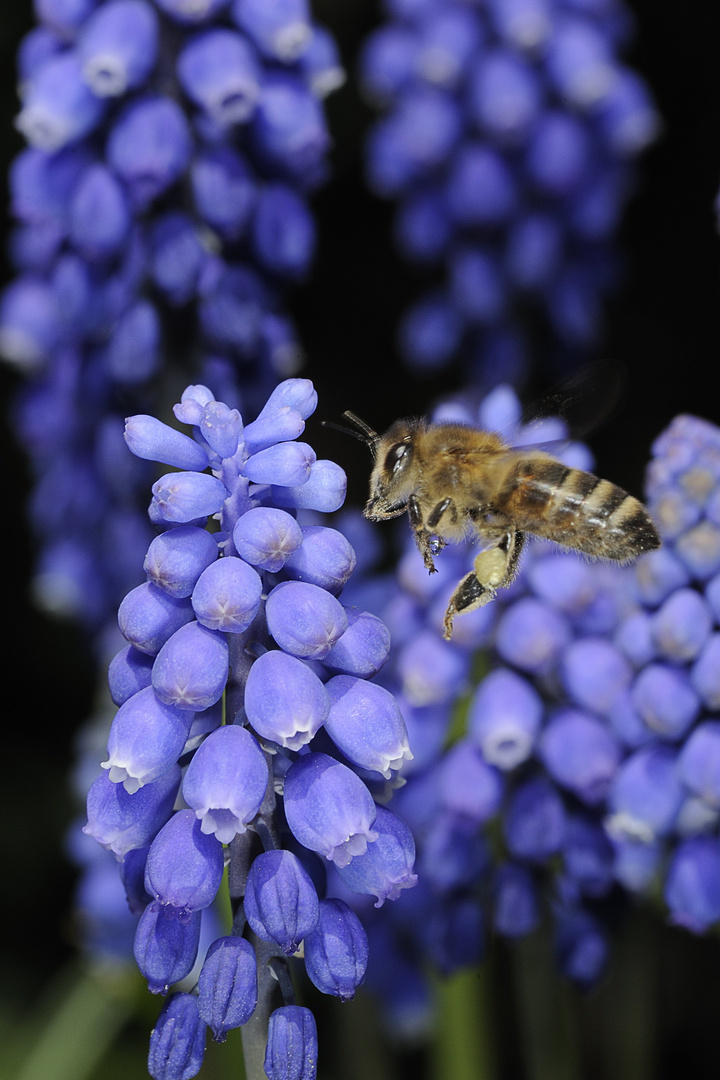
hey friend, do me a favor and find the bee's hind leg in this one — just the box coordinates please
[442,572,494,639]
[442,530,525,639]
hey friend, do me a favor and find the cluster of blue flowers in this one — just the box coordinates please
[334,389,720,1032]
[616,414,720,931]
[84,378,418,1079]
[360,0,659,382]
[1,0,341,645]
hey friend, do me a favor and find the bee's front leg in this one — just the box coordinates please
[408,495,438,572]
[442,530,525,639]
[427,497,457,529]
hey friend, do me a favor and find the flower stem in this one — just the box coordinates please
[432,965,498,1080]
[241,936,285,1080]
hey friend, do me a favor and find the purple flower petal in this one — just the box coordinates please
[144,526,219,599]
[182,725,268,843]
[266,580,347,660]
[106,95,193,208]
[232,0,312,63]
[145,808,224,911]
[118,582,195,655]
[177,29,261,126]
[125,415,210,470]
[283,752,377,868]
[539,709,621,805]
[335,805,417,907]
[151,471,228,524]
[135,906,202,995]
[606,746,684,843]
[78,0,159,98]
[244,649,329,750]
[665,837,720,934]
[103,686,194,793]
[191,556,262,633]
[323,608,391,678]
[85,764,181,859]
[108,643,154,705]
[283,526,356,594]
[504,776,566,862]
[198,936,258,1039]
[152,621,229,711]
[468,667,542,770]
[244,441,316,487]
[233,506,303,572]
[270,459,347,512]
[303,898,368,1000]
[264,1006,317,1080]
[69,163,131,260]
[437,740,504,822]
[16,53,106,152]
[148,992,206,1074]
[325,674,412,778]
[243,849,319,954]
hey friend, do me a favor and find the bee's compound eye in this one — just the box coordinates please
[386,442,410,475]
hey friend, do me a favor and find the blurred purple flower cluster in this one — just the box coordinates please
[83,377,418,1078]
[360,0,659,383]
[616,415,720,932]
[338,389,720,1032]
[0,0,342,645]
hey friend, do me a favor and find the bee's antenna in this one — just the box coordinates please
[321,411,380,456]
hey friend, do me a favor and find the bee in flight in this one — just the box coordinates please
[333,411,661,640]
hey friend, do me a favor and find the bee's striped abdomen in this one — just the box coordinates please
[499,457,661,559]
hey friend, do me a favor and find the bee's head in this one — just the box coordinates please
[364,418,424,521]
[322,412,423,521]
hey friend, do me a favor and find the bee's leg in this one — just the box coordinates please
[427,497,456,529]
[412,496,457,569]
[442,572,493,639]
[500,530,525,587]
[408,494,439,572]
[442,531,525,639]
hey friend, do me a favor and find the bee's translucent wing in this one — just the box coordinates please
[521,359,627,441]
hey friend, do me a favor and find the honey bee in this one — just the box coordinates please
[334,411,661,640]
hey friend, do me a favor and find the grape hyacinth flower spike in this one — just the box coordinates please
[85,378,416,1079]
[1,0,342,666]
[360,0,660,382]
[345,397,720,1014]
[330,384,681,1009]
[610,414,720,931]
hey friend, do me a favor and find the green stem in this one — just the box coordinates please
[432,965,498,1080]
